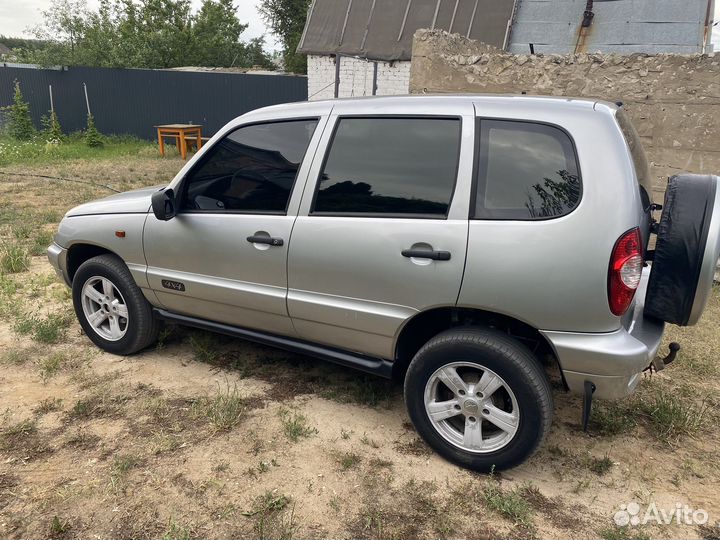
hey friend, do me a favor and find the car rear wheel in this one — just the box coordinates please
[72,254,159,354]
[404,327,553,471]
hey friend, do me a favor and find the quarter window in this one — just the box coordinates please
[180,119,318,213]
[312,117,461,217]
[474,120,581,220]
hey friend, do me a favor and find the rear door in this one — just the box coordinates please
[287,100,475,359]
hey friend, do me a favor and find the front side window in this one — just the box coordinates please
[312,117,461,217]
[181,119,318,213]
[474,120,581,220]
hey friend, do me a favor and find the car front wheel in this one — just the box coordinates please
[404,327,553,471]
[72,254,159,355]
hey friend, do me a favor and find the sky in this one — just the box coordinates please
[0,0,280,50]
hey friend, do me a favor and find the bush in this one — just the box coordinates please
[5,81,36,140]
[84,113,103,147]
[41,110,64,142]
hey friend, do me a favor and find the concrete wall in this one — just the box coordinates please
[410,30,720,203]
[307,55,410,101]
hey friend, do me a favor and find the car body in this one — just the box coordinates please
[48,95,719,470]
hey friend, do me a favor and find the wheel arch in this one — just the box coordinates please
[392,306,563,386]
[66,242,117,283]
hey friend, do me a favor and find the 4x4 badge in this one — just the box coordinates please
[161,279,185,292]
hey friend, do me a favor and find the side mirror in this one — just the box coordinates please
[151,188,176,221]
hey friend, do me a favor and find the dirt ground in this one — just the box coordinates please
[1,156,719,540]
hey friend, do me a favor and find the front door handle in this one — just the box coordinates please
[401,248,451,261]
[247,235,284,246]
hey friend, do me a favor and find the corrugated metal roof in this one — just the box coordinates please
[507,0,714,54]
[297,0,517,61]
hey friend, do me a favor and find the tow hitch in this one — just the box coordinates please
[646,342,681,373]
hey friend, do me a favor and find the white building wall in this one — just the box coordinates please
[307,54,410,101]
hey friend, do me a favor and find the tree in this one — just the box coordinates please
[41,110,64,142]
[19,0,273,69]
[5,81,36,140]
[259,0,310,73]
[84,113,103,147]
[192,0,247,66]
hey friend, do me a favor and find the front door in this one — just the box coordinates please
[144,118,322,336]
[287,104,475,359]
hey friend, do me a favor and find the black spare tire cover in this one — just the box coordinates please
[645,174,718,326]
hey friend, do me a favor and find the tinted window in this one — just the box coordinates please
[616,109,652,210]
[181,119,318,213]
[474,120,581,220]
[313,117,461,216]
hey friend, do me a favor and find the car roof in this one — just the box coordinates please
[248,93,618,116]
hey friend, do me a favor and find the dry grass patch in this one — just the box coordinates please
[277,407,318,442]
[191,382,250,432]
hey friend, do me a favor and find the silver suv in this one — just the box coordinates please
[48,95,720,471]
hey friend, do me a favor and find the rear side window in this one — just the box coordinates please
[616,109,653,210]
[473,120,581,220]
[312,117,461,217]
[180,119,318,213]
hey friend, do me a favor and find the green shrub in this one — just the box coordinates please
[4,81,36,140]
[41,110,64,142]
[84,113,103,147]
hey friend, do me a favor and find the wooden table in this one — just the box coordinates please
[155,124,203,160]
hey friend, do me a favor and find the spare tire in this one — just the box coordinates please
[645,174,720,326]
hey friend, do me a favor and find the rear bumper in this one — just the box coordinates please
[47,242,71,286]
[541,267,664,399]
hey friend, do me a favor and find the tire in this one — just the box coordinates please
[72,254,159,355]
[645,174,720,326]
[404,327,553,472]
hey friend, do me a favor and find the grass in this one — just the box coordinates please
[633,386,710,441]
[482,480,534,530]
[320,376,395,408]
[598,525,650,540]
[587,455,614,475]
[2,418,37,438]
[0,134,157,167]
[39,352,65,381]
[68,392,125,420]
[162,518,194,540]
[34,398,63,415]
[590,401,638,436]
[49,515,70,537]
[242,491,296,540]
[13,312,72,344]
[1,348,28,365]
[0,242,30,273]
[277,408,318,442]
[191,382,247,431]
[188,331,222,364]
[337,451,362,470]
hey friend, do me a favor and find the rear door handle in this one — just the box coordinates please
[401,249,451,261]
[247,235,284,246]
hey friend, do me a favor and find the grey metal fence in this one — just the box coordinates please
[0,64,308,139]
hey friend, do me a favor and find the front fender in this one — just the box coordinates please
[56,213,150,288]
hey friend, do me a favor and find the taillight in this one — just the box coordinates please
[608,228,643,316]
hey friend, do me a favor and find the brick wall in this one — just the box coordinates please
[410,30,720,203]
[307,55,410,101]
